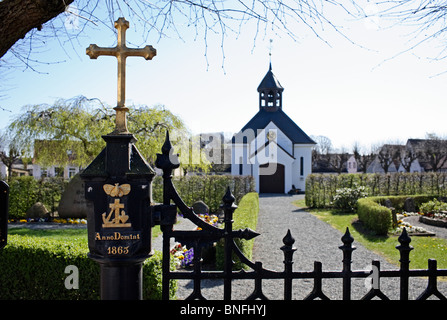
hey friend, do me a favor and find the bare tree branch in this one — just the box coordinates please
[0,0,360,72]
[370,0,447,66]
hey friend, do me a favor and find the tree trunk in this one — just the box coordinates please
[0,0,73,58]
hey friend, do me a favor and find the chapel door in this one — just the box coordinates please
[259,163,285,193]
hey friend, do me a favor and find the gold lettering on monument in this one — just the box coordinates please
[95,232,140,241]
[102,183,132,228]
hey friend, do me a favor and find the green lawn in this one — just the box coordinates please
[293,199,447,270]
[8,224,162,247]
[9,227,89,245]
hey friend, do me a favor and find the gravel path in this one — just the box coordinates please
[253,194,397,300]
[175,194,447,300]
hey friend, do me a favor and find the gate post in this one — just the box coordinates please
[81,17,158,300]
[81,134,155,300]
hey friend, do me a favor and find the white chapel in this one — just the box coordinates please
[231,64,316,193]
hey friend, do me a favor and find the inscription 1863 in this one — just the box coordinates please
[96,183,141,256]
[95,231,141,255]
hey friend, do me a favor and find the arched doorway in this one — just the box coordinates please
[259,163,285,193]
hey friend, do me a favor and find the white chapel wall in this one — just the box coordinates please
[292,145,313,191]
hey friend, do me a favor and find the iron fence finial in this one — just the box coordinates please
[222,187,236,205]
[221,187,237,211]
[397,227,412,249]
[341,227,354,247]
[155,130,180,175]
[282,229,295,247]
[396,227,414,264]
[161,130,173,155]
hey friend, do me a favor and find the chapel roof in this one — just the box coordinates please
[232,108,316,145]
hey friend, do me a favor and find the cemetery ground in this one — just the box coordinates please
[5,193,447,300]
[7,224,163,247]
[10,198,446,273]
[293,198,447,271]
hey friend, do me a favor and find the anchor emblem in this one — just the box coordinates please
[102,183,132,228]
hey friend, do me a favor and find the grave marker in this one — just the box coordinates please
[81,17,157,300]
[58,174,92,219]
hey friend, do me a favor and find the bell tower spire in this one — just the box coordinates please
[257,62,284,112]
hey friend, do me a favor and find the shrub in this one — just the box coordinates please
[8,176,67,219]
[8,177,39,219]
[0,235,99,299]
[419,199,447,215]
[143,250,177,300]
[216,192,259,270]
[373,195,437,212]
[152,175,255,213]
[332,184,368,212]
[357,198,392,235]
[0,235,176,299]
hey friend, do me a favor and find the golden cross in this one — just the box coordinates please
[86,17,156,134]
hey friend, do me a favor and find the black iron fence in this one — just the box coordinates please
[156,132,447,300]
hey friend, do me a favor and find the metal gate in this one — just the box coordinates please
[156,131,447,300]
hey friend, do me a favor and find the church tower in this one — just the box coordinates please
[257,63,284,111]
[232,61,315,193]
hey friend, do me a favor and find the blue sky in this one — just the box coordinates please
[1,3,446,152]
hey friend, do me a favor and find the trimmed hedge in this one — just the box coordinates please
[306,172,447,208]
[152,175,255,213]
[216,192,259,270]
[357,198,392,235]
[7,175,254,219]
[356,195,439,235]
[0,235,176,299]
